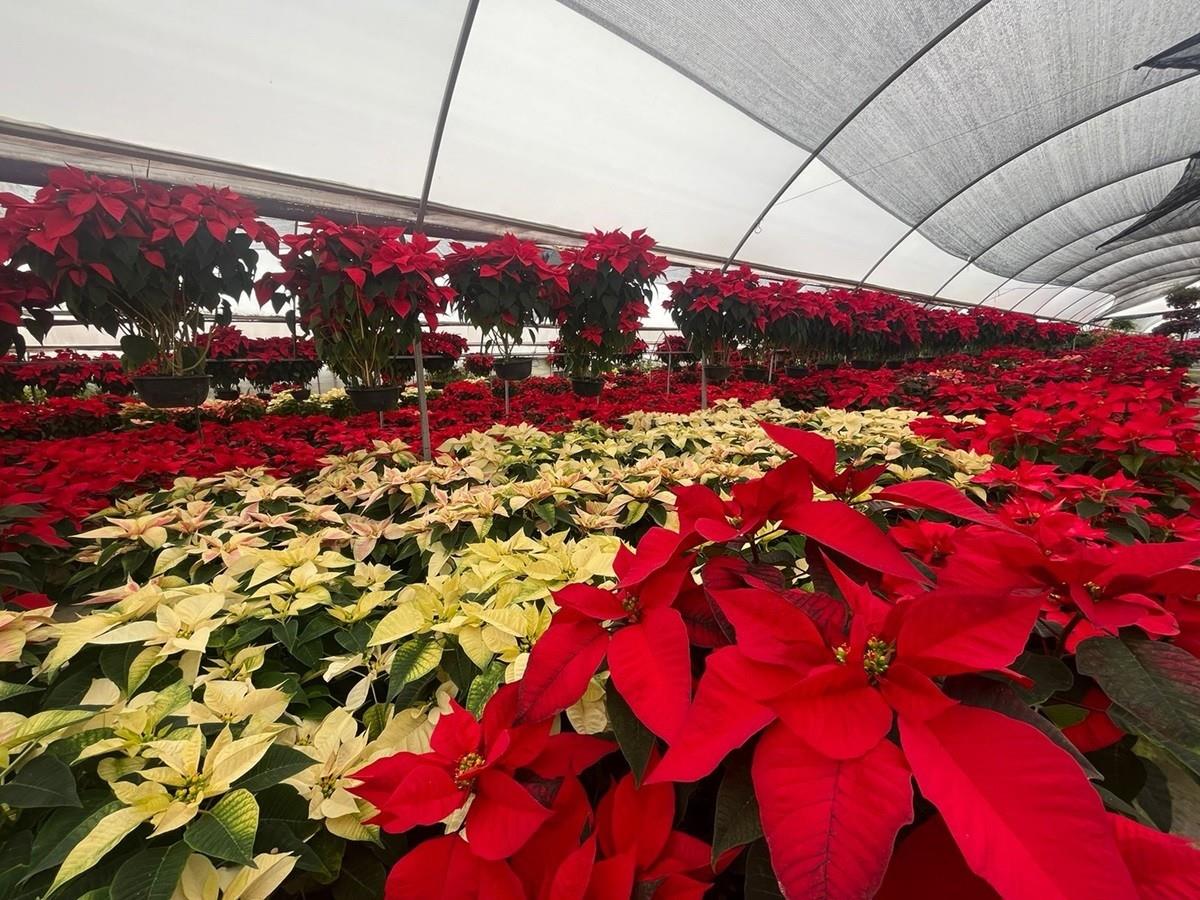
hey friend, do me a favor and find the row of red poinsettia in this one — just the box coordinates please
[3,168,1082,404]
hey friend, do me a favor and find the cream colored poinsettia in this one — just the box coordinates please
[172,852,298,900]
[0,604,56,663]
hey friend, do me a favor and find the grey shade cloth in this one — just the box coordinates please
[1097,155,1200,250]
[561,1,1200,316]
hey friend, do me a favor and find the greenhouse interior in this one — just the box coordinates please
[4,1,1200,897]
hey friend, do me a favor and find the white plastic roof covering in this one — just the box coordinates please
[4,0,1200,323]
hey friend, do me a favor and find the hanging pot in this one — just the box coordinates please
[494,356,534,381]
[291,388,312,401]
[214,388,240,402]
[571,377,603,397]
[703,364,732,384]
[784,364,808,378]
[133,375,211,409]
[742,364,769,383]
[347,385,403,412]
[422,354,455,373]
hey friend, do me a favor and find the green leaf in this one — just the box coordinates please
[49,805,149,895]
[1010,652,1073,705]
[109,843,190,900]
[24,802,122,881]
[234,744,315,792]
[605,681,654,785]
[0,681,42,703]
[465,661,506,716]
[743,839,784,899]
[119,335,159,371]
[184,789,258,865]
[1077,636,1200,773]
[0,709,94,751]
[332,846,387,900]
[0,755,80,808]
[712,752,763,863]
[387,637,442,700]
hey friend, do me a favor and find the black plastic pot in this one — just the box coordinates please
[784,365,808,378]
[703,364,732,384]
[423,354,455,373]
[817,362,839,371]
[494,356,534,381]
[133,375,211,409]
[660,352,697,369]
[291,388,312,401]
[347,386,403,412]
[742,364,769,383]
[885,360,905,370]
[214,388,240,402]
[850,360,882,371]
[571,377,603,397]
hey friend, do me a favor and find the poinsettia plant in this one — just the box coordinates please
[445,235,565,362]
[257,217,453,388]
[666,266,765,367]
[503,423,1200,898]
[554,229,666,379]
[0,266,54,358]
[0,169,278,375]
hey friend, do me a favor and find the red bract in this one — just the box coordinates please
[515,527,697,739]
[351,684,612,860]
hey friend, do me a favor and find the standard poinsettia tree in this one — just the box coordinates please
[445,234,565,375]
[666,266,763,373]
[256,217,453,401]
[554,229,666,386]
[0,168,277,377]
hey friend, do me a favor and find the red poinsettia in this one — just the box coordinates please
[351,684,611,860]
[515,526,698,740]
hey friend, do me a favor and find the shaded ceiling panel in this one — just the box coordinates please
[1097,154,1200,249]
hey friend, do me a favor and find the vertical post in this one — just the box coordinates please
[413,341,431,459]
[665,351,672,396]
[700,352,708,410]
[411,0,480,462]
[503,378,510,418]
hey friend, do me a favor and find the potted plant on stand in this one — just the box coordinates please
[445,234,565,382]
[0,169,277,407]
[666,266,762,383]
[555,229,666,396]
[195,324,248,400]
[257,217,452,413]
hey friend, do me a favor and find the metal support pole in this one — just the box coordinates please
[719,0,994,271]
[411,0,480,461]
[700,353,708,410]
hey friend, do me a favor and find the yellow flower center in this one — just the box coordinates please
[863,637,895,679]
[833,643,850,664]
[174,774,209,804]
[454,752,486,789]
[1084,581,1103,598]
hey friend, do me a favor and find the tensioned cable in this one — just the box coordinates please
[718,0,996,270]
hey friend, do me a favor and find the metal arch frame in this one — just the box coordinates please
[994,214,1144,309]
[1074,239,1200,299]
[1003,214,1144,311]
[1030,235,1200,317]
[1105,262,1200,309]
[855,71,1200,290]
[1099,273,1200,318]
[1022,218,1200,314]
[718,0,996,270]
[1080,262,1200,318]
[1116,271,1200,308]
[926,153,1198,305]
[410,0,480,461]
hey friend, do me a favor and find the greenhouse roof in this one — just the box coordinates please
[3,0,1200,322]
